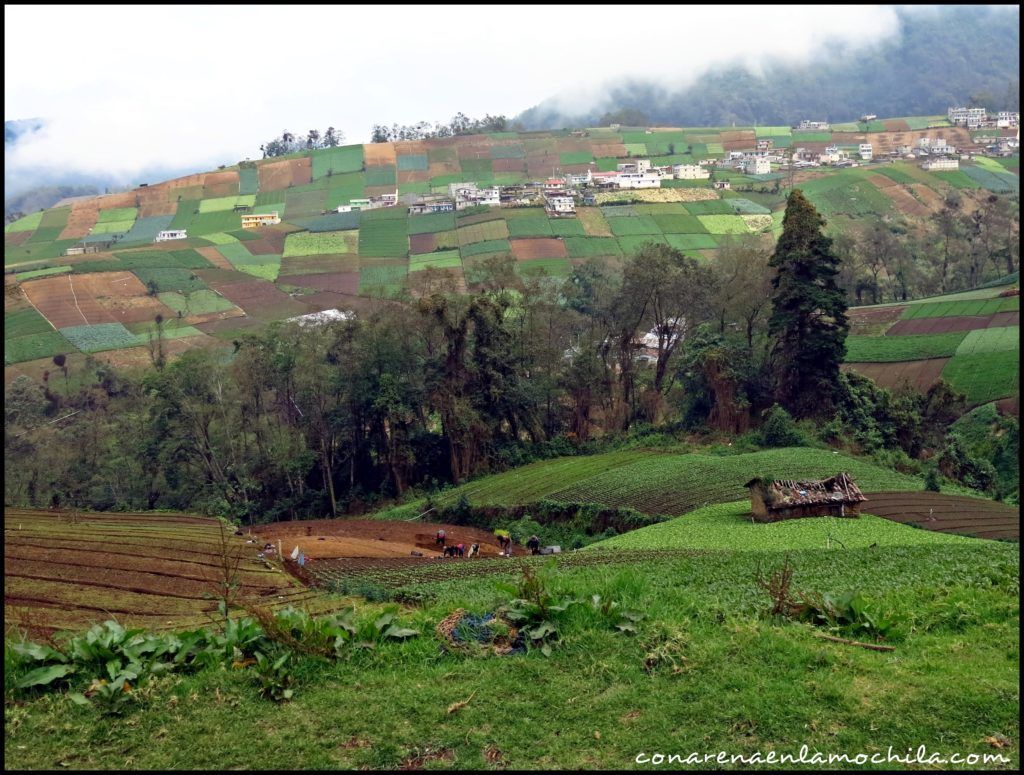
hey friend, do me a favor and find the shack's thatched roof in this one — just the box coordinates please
[744,472,867,510]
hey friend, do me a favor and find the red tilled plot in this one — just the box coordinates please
[511,238,568,261]
[842,358,949,391]
[995,396,1019,416]
[252,518,506,560]
[590,142,627,158]
[201,170,240,198]
[22,272,123,328]
[3,507,308,638]
[720,130,756,144]
[428,160,461,178]
[910,184,944,212]
[5,231,32,247]
[879,184,929,217]
[409,232,437,254]
[242,228,289,256]
[883,119,911,131]
[394,139,429,156]
[258,157,312,192]
[861,491,1018,541]
[398,169,431,184]
[492,157,527,173]
[886,316,994,336]
[137,187,178,218]
[723,139,756,152]
[196,245,236,270]
[364,143,398,167]
[60,199,101,240]
[95,191,138,211]
[277,271,360,294]
[988,310,1019,328]
[203,277,306,319]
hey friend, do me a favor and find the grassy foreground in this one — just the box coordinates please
[5,540,1019,770]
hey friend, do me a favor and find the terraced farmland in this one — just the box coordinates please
[3,508,334,638]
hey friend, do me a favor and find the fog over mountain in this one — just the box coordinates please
[517,6,1019,129]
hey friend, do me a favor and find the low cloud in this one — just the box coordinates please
[3,5,1010,195]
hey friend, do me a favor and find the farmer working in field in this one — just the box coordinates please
[467,543,479,558]
[435,528,446,548]
[527,535,541,555]
[455,542,465,557]
[494,529,511,556]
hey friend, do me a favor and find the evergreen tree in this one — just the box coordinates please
[767,189,849,418]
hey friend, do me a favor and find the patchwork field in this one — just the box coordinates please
[4,123,1017,371]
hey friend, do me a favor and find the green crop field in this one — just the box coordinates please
[5,211,44,233]
[157,290,235,316]
[408,250,462,272]
[608,215,660,236]
[358,262,407,296]
[311,145,364,179]
[238,166,259,195]
[358,220,408,258]
[407,212,456,235]
[933,170,981,189]
[517,258,571,277]
[457,220,509,245]
[363,166,397,187]
[58,322,142,353]
[617,235,669,255]
[198,195,255,213]
[396,154,428,171]
[133,267,208,294]
[548,218,586,237]
[564,236,623,258]
[283,230,356,257]
[652,213,707,233]
[942,350,1020,405]
[845,332,968,362]
[507,217,553,237]
[960,164,1019,194]
[696,214,750,234]
[664,233,718,251]
[682,200,733,215]
[592,500,969,552]
[5,331,76,364]
[954,326,1019,356]
[95,207,138,224]
[5,308,54,339]
[15,265,72,281]
[901,297,1018,319]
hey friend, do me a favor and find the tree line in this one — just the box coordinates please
[260,127,346,158]
[4,192,1017,522]
[370,113,519,143]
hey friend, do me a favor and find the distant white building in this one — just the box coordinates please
[743,156,771,175]
[674,164,710,180]
[544,193,576,215]
[712,180,731,190]
[860,114,877,122]
[858,143,873,161]
[241,212,280,229]
[947,106,986,128]
[617,159,651,175]
[615,172,662,189]
[155,229,187,242]
[449,182,500,210]
[996,111,1019,128]
[921,157,959,171]
[798,120,831,131]
[818,145,848,165]
[408,200,455,215]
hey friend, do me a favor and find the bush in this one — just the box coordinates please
[924,467,942,492]
[757,405,807,447]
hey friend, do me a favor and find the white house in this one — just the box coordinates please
[947,106,986,128]
[743,157,771,175]
[543,178,567,190]
[449,182,500,210]
[617,159,651,175]
[860,114,877,122]
[798,120,831,131]
[544,193,576,215]
[674,164,710,180]
[712,180,731,190]
[858,143,873,161]
[155,229,187,242]
[921,157,959,171]
[615,172,662,189]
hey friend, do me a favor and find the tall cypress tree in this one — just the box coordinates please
[767,189,849,418]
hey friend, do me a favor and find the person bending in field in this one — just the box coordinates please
[455,542,465,558]
[527,535,541,555]
[467,543,479,558]
[435,529,446,548]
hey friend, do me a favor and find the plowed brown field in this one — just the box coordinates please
[862,491,1018,540]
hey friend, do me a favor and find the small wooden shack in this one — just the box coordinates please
[744,472,867,523]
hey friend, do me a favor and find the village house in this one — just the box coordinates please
[712,180,731,190]
[996,111,1019,128]
[745,472,867,523]
[449,182,500,210]
[860,113,877,122]
[543,178,567,190]
[544,192,576,216]
[241,212,281,229]
[756,139,773,153]
[743,156,771,175]
[674,164,710,180]
[817,145,848,165]
[407,200,455,215]
[858,143,873,161]
[947,106,987,128]
[155,229,188,242]
[797,120,831,131]
[617,159,652,175]
[615,171,662,189]
[921,157,959,171]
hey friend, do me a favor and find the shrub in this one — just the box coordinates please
[757,405,806,447]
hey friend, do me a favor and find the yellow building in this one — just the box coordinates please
[241,212,281,229]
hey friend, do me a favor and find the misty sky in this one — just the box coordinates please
[0,4,1005,190]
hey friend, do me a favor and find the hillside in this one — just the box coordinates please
[3,118,1019,386]
[518,6,1020,129]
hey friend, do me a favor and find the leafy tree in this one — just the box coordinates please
[767,189,849,418]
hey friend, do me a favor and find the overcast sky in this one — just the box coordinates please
[0,4,1005,189]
